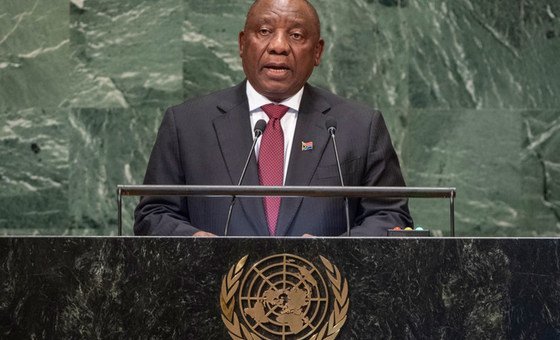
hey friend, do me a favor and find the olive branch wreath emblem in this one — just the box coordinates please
[220,255,349,339]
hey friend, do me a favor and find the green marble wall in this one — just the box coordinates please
[1,0,559,236]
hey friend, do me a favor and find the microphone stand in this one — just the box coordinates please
[328,124,352,236]
[224,120,266,236]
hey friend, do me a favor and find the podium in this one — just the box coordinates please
[118,185,457,236]
[1,237,559,338]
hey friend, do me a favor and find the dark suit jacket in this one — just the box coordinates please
[134,81,413,236]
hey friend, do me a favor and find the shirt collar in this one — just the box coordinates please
[246,81,304,112]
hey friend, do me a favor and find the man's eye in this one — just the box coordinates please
[259,29,271,35]
[291,33,303,40]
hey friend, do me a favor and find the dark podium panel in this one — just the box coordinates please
[1,237,559,339]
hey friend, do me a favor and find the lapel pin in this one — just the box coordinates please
[301,141,314,151]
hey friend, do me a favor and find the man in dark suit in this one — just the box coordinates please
[134,0,413,236]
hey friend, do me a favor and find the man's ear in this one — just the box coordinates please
[238,31,245,57]
[314,38,325,66]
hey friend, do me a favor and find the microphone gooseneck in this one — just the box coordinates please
[224,119,267,236]
[325,118,351,236]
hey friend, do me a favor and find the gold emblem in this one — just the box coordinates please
[220,254,349,339]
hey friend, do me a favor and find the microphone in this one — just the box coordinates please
[325,117,351,236]
[224,119,267,236]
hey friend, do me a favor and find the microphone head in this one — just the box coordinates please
[325,117,337,134]
[254,119,267,137]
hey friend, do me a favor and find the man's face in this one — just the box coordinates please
[239,0,324,102]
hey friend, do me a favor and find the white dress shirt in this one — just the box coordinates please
[246,81,303,184]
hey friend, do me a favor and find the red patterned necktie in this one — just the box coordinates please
[259,104,289,236]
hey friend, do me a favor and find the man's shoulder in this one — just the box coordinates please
[169,82,246,113]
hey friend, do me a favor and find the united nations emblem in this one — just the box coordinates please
[220,254,349,339]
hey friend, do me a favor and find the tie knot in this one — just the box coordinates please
[261,104,289,120]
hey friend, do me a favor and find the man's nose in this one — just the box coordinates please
[267,32,290,55]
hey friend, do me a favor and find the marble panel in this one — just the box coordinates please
[0,0,72,111]
[68,107,162,235]
[182,1,250,98]
[309,0,410,111]
[402,109,532,236]
[68,0,184,109]
[521,109,560,233]
[0,108,69,234]
[407,0,560,109]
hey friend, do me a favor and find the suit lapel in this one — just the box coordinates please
[275,85,331,236]
[212,82,268,235]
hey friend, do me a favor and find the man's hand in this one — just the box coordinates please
[193,231,217,237]
[302,233,315,238]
